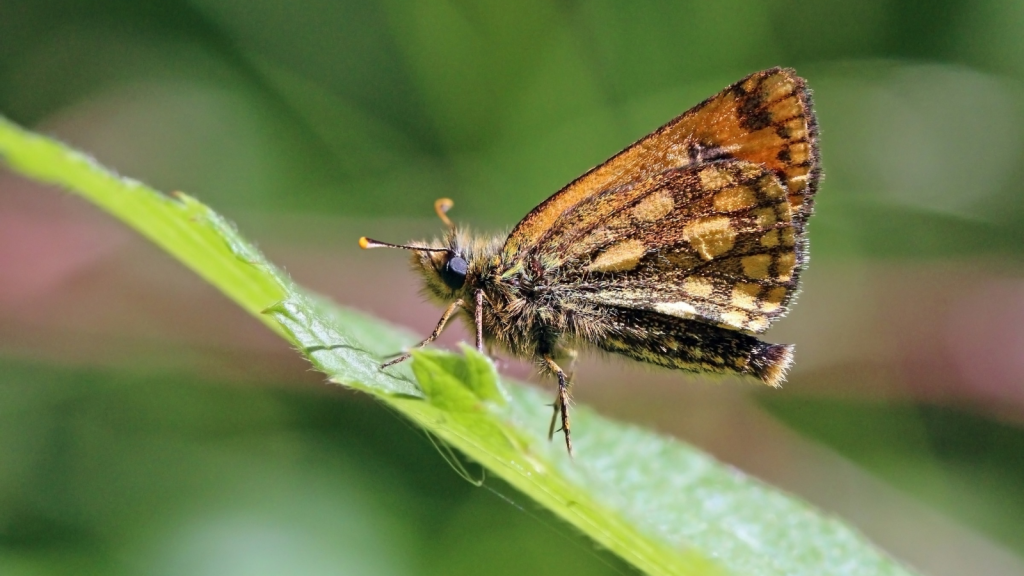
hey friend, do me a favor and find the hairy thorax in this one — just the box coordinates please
[483,252,606,360]
[480,255,551,358]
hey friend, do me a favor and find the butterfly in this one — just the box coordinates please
[360,67,821,456]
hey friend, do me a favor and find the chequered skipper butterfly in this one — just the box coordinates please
[360,68,821,455]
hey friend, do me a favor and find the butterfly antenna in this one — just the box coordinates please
[434,198,455,230]
[358,237,448,252]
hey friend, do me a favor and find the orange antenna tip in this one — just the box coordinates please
[358,236,372,249]
[435,197,454,213]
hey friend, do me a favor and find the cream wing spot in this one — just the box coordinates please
[754,207,776,228]
[683,276,715,298]
[781,227,796,247]
[741,254,772,279]
[588,239,647,273]
[737,162,763,179]
[746,317,769,332]
[699,166,736,189]
[713,186,757,212]
[788,173,809,186]
[773,97,803,119]
[682,216,736,260]
[720,310,749,329]
[760,178,787,200]
[777,252,797,281]
[631,190,674,222]
[761,286,787,312]
[654,301,698,319]
[731,283,761,310]
[787,141,811,164]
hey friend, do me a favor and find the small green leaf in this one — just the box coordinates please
[419,345,506,404]
[0,115,918,576]
[411,350,483,411]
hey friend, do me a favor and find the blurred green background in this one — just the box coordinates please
[2,1,1024,574]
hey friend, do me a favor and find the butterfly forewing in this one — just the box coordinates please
[539,160,803,334]
[503,67,820,256]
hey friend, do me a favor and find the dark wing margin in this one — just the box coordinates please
[503,67,820,257]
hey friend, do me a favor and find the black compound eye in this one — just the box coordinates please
[441,255,468,289]
[448,256,468,277]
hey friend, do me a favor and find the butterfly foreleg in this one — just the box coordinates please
[381,298,464,368]
[473,289,485,352]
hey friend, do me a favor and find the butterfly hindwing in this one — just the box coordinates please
[541,160,805,334]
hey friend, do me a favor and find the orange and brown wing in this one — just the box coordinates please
[542,160,805,334]
[503,67,820,257]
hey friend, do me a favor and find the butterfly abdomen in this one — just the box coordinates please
[747,342,794,387]
[597,308,793,386]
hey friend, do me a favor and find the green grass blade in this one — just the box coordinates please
[0,115,917,576]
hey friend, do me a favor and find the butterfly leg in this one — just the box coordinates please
[381,298,464,368]
[474,289,485,352]
[544,355,574,457]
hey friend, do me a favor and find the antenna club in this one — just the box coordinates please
[435,197,454,213]
[358,236,372,249]
[434,198,456,229]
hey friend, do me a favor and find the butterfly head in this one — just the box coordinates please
[359,198,494,302]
